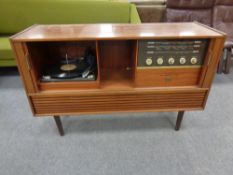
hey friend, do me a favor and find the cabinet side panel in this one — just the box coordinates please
[31,89,207,115]
[201,37,225,88]
[10,42,36,115]
[201,37,225,108]
[10,42,36,93]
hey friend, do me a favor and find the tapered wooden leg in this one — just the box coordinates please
[53,116,64,136]
[175,111,184,131]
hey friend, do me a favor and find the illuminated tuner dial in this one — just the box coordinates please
[157,57,164,65]
[179,57,186,65]
[190,57,198,65]
[168,57,175,65]
[145,57,153,66]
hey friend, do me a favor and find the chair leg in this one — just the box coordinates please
[175,111,184,131]
[53,116,64,136]
[217,49,225,74]
[224,48,232,74]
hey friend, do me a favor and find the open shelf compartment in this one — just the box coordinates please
[98,40,137,90]
[26,41,100,91]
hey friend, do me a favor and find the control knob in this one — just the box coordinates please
[168,57,175,65]
[190,57,198,65]
[157,58,164,65]
[145,57,153,66]
[179,57,186,65]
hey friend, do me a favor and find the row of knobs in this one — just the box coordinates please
[145,57,198,66]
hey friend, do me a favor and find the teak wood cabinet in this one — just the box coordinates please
[10,23,225,135]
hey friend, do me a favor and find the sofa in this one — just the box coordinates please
[213,0,233,74]
[0,0,140,67]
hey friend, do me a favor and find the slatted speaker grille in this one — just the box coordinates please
[31,90,207,115]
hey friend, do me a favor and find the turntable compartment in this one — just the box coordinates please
[26,41,100,90]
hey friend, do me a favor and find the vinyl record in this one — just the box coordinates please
[46,58,89,79]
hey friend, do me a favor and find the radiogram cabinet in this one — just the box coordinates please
[10,23,225,135]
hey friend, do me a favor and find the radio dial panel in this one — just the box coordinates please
[138,39,209,67]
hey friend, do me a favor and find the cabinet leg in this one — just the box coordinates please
[53,116,64,136]
[175,111,184,131]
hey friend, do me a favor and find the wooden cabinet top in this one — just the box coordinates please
[11,22,225,42]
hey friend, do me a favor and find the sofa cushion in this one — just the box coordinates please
[213,5,233,48]
[130,4,141,23]
[166,9,212,26]
[0,37,14,59]
[215,0,233,6]
[0,59,16,67]
[0,1,131,34]
[137,5,165,22]
[167,0,215,9]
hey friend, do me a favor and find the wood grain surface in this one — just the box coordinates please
[135,67,202,87]
[10,23,225,116]
[11,23,224,42]
[30,88,207,115]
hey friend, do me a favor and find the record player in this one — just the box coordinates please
[11,23,225,135]
[41,48,97,82]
